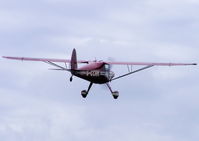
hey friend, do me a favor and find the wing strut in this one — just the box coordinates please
[44,61,70,71]
[111,65,154,81]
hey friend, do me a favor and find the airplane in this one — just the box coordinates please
[2,49,197,99]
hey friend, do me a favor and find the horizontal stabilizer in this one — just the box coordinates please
[48,68,71,71]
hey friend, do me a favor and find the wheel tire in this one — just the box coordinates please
[81,90,87,98]
[112,91,119,99]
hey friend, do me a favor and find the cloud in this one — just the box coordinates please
[0,88,88,141]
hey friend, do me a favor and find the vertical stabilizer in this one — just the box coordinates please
[71,48,77,70]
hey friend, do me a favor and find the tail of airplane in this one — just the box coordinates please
[71,48,78,70]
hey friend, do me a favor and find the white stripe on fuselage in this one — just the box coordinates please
[79,70,101,77]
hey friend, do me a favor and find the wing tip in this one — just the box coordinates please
[2,56,8,59]
[193,63,197,65]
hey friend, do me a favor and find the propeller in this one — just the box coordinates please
[107,57,115,70]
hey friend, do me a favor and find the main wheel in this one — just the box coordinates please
[81,90,87,98]
[112,91,119,99]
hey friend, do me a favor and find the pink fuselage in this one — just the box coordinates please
[71,62,114,84]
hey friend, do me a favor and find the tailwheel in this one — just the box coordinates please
[112,91,119,99]
[70,76,73,82]
[81,90,88,98]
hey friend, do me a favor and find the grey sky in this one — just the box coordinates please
[0,0,199,141]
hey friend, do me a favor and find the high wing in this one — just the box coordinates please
[3,56,197,66]
[2,56,88,64]
[105,61,196,81]
[105,61,197,66]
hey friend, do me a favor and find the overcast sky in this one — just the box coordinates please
[0,0,199,141]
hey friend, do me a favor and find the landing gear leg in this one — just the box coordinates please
[81,82,93,98]
[106,83,119,99]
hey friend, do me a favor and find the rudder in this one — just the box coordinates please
[71,48,77,70]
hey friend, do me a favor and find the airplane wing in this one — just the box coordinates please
[105,61,197,66]
[106,61,197,81]
[2,56,89,64]
[3,56,197,66]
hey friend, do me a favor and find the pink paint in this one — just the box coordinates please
[79,62,104,70]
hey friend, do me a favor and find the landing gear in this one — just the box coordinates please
[106,83,119,99]
[81,90,87,98]
[112,91,119,99]
[81,82,93,98]
[80,82,119,99]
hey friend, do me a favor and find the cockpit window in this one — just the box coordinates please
[104,64,110,70]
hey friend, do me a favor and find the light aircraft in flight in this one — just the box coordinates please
[3,49,197,99]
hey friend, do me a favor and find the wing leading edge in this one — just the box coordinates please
[2,56,197,66]
[105,61,197,66]
[2,56,88,64]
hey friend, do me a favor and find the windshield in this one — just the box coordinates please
[104,64,110,70]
